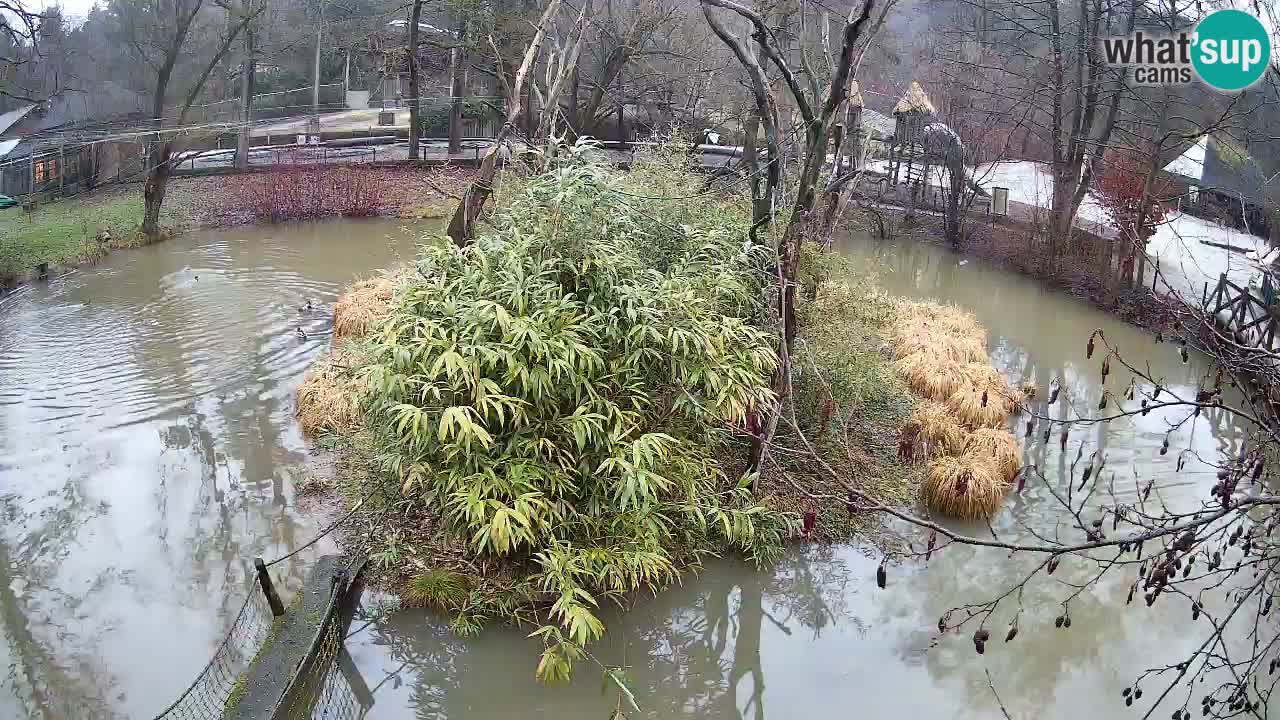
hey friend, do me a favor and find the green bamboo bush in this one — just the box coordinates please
[358,142,796,680]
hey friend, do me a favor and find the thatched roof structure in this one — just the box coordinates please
[848,80,865,108]
[894,81,936,116]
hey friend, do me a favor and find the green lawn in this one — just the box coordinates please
[0,187,157,278]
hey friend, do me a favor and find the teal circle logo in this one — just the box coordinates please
[1192,9,1271,91]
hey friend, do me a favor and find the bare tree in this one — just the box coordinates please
[445,0,564,247]
[700,0,875,475]
[569,0,680,135]
[447,16,466,155]
[113,0,263,238]
[949,0,1136,268]
[532,0,592,155]
[407,0,425,160]
[233,0,262,169]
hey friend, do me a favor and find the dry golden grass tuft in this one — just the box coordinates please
[899,301,985,339]
[333,276,395,340]
[895,350,969,401]
[296,353,365,435]
[922,455,1009,519]
[890,319,987,364]
[886,300,1022,519]
[906,401,966,456]
[962,427,1023,481]
[946,383,1016,429]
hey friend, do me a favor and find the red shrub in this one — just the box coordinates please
[1095,149,1172,244]
[234,165,385,223]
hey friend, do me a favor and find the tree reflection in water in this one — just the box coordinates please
[347,546,854,719]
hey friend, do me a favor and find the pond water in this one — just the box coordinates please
[0,218,427,719]
[0,222,1255,719]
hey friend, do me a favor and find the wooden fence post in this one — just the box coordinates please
[255,557,286,616]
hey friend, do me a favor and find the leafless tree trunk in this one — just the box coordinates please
[1041,0,1135,272]
[701,0,875,474]
[447,22,466,155]
[533,0,592,158]
[139,0,262,239]
[234,21,256,170]
[408,0,423,160]
[445,0,563,247]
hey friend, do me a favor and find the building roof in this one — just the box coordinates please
[0,105,34,136]
[1200,136,1279,207]
[861,108,894,138]
[1163,136,1206,182]
[894,82,936,115]
[0,138,20,158]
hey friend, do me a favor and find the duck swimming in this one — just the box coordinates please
[296,326,308,340]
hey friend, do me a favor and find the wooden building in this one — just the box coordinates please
[0,97,148,199]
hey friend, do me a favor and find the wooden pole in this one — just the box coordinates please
[255,557,286,616]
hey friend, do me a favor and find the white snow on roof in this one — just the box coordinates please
[0,105,33,136]
[0,138,20,158]
[386,19,447,34]
[1163,136,1206,182]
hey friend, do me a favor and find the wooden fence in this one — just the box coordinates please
[1203,272,1280,350]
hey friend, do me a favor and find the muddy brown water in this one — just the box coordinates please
[0,224,1258,719]
[0,218,427,719]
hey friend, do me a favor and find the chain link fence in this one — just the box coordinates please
[276,614,373,720]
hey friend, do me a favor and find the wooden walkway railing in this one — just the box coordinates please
[1203,272,1280,350]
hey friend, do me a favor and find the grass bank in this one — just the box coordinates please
[0,186,172,282]
[0,165,469,287]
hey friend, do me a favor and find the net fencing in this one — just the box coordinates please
[151,490,381,720]
[191,85,349,124]
[274,556,372,720]
[276,613,373,720]
[149,589,276,720]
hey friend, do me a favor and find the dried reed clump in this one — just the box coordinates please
[887,300,1020,519]
[333,277,395,340]
[899,301,985,339]
[947,383,1016,429]
[962,427,1022,481]
[895,350,969,401]
[297,353,364,435]
[922,455,1009,519]
[906,402,966,455]
[890,325,988,364]
[959,362,1004,388]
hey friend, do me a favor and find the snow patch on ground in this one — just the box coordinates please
[1147,213,1269,302]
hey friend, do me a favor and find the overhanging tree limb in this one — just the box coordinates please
[700,0,815,125]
